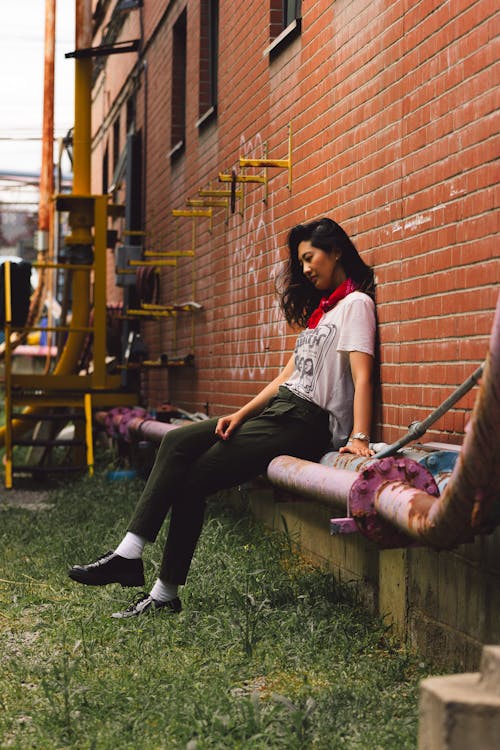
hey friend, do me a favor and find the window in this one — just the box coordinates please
[283,0,300,28]
[126,131,143,235]
[102,144,109,194]
[198,0,218,126]
[267,0,301,56]
[113,116,121,173]
[126,94,136,134]
[170,10,187,157]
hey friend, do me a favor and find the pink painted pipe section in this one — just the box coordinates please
[95,410,180,444]
[127,417,180,443]
[266,455,355,509]
[375,291,500,547]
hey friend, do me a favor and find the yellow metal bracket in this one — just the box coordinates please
[144,250,194,258]
[239,122,293,197]
[33,261,94,272]
[125,308,177,319]
[127,259,177,268]
[187,185,244,221]
[187,198,230,220]
[123,229,146,237]
[172,208,213,233]
[218,167,265,213]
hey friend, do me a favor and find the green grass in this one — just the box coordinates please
[0,470,433,749]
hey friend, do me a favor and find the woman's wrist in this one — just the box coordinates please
[347,432,370,444]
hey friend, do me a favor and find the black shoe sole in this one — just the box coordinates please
[68,570,145,587]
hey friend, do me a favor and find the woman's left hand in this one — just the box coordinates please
[339,438,374,457]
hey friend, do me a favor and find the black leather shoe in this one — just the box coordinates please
[68,551,145,587]
[111,593,182,619]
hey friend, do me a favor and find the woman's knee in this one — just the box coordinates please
[156,418,218,460]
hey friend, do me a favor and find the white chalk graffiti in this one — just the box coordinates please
[226,132,289,379]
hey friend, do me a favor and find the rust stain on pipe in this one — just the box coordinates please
[39,0,55,233]
[75,0,93,48]
[267,455,355,508]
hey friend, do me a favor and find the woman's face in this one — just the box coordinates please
[297,240,344,292]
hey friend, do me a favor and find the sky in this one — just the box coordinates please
[0,1,76,175]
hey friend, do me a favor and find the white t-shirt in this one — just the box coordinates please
[283,291,376,449]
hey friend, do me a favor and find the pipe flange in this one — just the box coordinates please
[350,456,439,548]
[118,407,149,442]
[104,406,130,438]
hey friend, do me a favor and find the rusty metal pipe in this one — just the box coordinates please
[266,456,355,508]
[95,410,191,444]
[39,0,56,236]
[0,0,56,359]
[374,291,500,547]
[128,418,180,443]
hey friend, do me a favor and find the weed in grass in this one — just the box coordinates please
[40,636,84,743]
[227,571,270,657]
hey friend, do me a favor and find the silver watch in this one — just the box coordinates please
[349,432,370,443]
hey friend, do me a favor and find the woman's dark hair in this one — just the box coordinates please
[278,217,375,327]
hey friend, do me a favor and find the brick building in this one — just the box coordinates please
[90,0,499,665]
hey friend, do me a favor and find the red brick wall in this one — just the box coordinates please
[91,0,499,444]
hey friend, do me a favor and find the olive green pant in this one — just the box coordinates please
[128,387,331,585]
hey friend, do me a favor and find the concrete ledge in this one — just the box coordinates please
[223,480,500,672]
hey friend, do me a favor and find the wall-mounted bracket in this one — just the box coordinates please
[124,308,176,319]
[187,197,229,210]
[218,172,267,186]
[142,301,202,313]
[198,188,242,199]
[218,167,267,213]
[193,186,243,220]
[239,122,293,195]
[127,259,177,268]
[144,250,194,258]
[172,208,213,232]
[186,197,230,222]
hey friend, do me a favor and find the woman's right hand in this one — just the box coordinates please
[214,354,294,442]
[215,412,245,441]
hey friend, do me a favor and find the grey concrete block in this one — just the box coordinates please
[418,645,500,749]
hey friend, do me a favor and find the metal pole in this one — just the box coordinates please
[39,0,56,237]
[4,262,13,488]
[373,363,485,459]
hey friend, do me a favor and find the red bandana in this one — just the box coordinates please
[307,278,358,329]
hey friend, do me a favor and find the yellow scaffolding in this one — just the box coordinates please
[2,195,136,488]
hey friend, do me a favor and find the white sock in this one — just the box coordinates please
[114,532,147,559]
[150,578,178,602]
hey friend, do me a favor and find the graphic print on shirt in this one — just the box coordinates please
[294,323,337,394]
